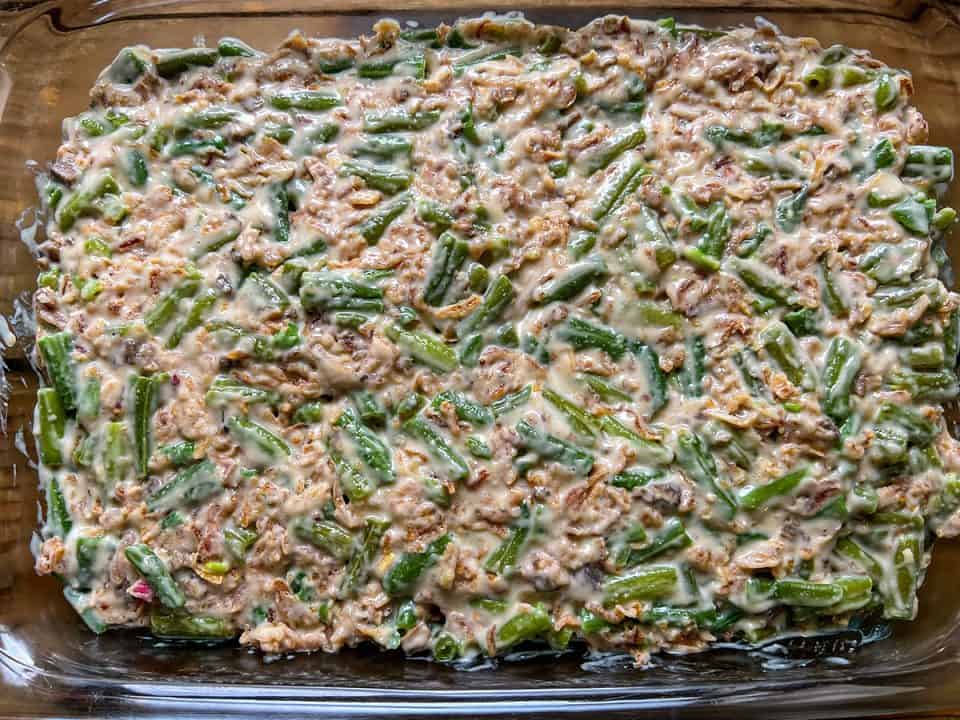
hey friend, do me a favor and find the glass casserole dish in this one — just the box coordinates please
[3,0,960,716]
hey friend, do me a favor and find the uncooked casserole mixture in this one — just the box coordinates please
[31,15,960,664]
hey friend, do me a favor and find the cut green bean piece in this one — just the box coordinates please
[341,160,412,195]
[432,390,493,426]
[125,543,185,608]
[335,407,395,484]
[739,466,808,510]
[822,337,862,423]
[625,520,691,566]
[676,430,737,513]
[37,388,66,467]
[760,321,813,389]
[603,566,678,607]
[515,420,594,476]
[300,271,384,313]
[145,268,202,334]
[132,373,166,478]
[423,231,469,306]
[458,275,514,338]
[292,519,354,561]
[340,517,390,596]
[496,604,552,647]
[402,415,470,481]
[146,458,222,513]
[535,256,607,305]
[38,332,78,412]
[485,505,535,575]
[270,90,341,111]
[45,476,71,537]
[774,579,843,607]
[583,126,646,175]
[150,609,233,639]
[363,109,441,133]
[358,194,409,244]
[382,534,451,596]
[227,416,290,462]
[386,324,457,373]
[205,375,280,407]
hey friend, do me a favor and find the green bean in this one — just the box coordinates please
[205,375,280,407]
[341,160,412,195]
[159,440,196,468]
[108,47,150,83]
[676,430,737,513]
[401,27,440,44]
[739,466,808,511]
[124,149,149,187]
[103,422,133,485]
[496,604,552,647]
[635,343,668,416]
[835,537,883,580]
[57,172,120,231]
[150,609,232,639]
[773,579,843,607]
[683,246,720,272]
[335,407,395,484]
[736,223,771,258]
[292,519,353,561]
[535,256,608,305]
[38,332,78,412]
[581,374,631,402]
[706,121,783,148]
[728,257,798,307]
[402,416,470,481]
[760,321,813,389]
[37,388,67,467]
[416,199,456,234]
[352,135,414,161]
[886,534,921,619]
[432,390,493,426]
[568,231,596,259]
[822,337,862,423]
[340,517,390,596]
[820,258,849,317]
[485,505,535,575]
[775,184,809,233]
[887,368,959,401]
[558,317,628,360]
[269,90,341,111]
[610,466,664,490]
[346,196,405,246]
[145,268,202,334]
[625,520,691,566]
[458,275,514,338]
[902,145,953,184]
[382,534,451,596]
[363,109,441,133]
[784,307,818,337]
[603,566,678,607]
[358,53,426,80]
[515,420,594,476]
[583,126,646,175]
[125,543,185,608]
[543,388,600,438]
[169,135,226,157]
[166,288,217,349]
[217,37,257,57]
[677,336,706,397]
[453,45,522,74]
[465,436,493,459]
[146,458,222,513]
[875,73,898,112]
[155,47,218,77]
[45,476,71,537]
[132,374,165,478]
[490,385,531,418]
[384,325,457,374]
[599,415,673,465]
[227,416,290,463]
[592,160,646,223]
[300,271,384,313]
[422,231,469,305]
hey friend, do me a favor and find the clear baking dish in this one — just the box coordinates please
[2,0,960,716]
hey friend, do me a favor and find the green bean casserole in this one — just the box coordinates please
[31,15,960,664]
